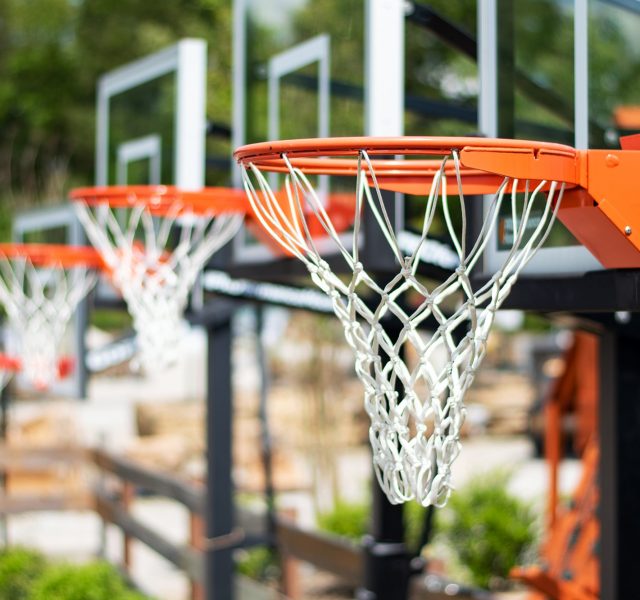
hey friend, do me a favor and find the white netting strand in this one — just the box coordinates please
[241,150,563,507]
[0,259,95,390]
[74,199,242,372]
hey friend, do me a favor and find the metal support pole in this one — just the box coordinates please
[75,293,89,398]
[357,319,410,600]
[358,485,410,600]
[0,381,9,546]
[205,302,235,600]
[496,0,515,138]
[599,323,640,600]
[256,307,276,544]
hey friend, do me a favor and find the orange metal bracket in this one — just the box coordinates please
[567,149,640,268]
[462,145,640,269]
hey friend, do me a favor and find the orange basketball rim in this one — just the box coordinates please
[235,134,640,269]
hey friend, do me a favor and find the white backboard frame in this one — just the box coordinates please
[116,134,162,185]
[96,38,206,190]
[478,0,602,276]
[12,205,86,398]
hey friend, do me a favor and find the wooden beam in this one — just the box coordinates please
[275,518,363,585]
[95,489,203,583]
[91,449,204,513]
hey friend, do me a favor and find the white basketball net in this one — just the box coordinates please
[74,200,242,372]
[0,259,95,390]
[241,150,564,506]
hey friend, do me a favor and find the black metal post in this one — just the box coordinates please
[0,380,8,546]
[205,301,235,599]
[496,0,515,138]
[599,322,640,600]
[256,307,276,544]
[358,485,410,600]
[75,292,89,398]
[357,318,411,599]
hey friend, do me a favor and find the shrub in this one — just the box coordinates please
[404,501,431,551]
[236,547,279,582]
[438,471,537,589]
[0,547,47,600]
[28,561,150,600]
[317,498,431,550]
[317,501,369,541]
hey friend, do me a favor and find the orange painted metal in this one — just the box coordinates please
[189,513,205,600]
[235,135,640,269]
[0,355,75,390]
[0,354,21,372]
[545,401,562,529]
[234,136,578,163]
[235,136,580,197]
[614,107,640,130]
[513,332,600,600]
[0,243,105,270]
[70,185,251,216]
[460,146,580,185]
[244,190,357,257]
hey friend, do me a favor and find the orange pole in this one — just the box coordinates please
[189,512,205,600]
[545,400,561,529]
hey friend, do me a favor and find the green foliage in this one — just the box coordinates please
[522,313,552,333]
[235,547,279,582]
[0,547,47,600]
[437,472,537,589]
[403,501,430,552]
[317,498,429,551]
[0,549,151,600]
[0,0,235,211]
[29,561,150,600]
[317,500,369,541]
[90,308,133,333]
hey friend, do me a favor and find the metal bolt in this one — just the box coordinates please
[605,153,620,167]
[625,226,632,236]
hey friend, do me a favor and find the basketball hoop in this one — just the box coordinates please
[0,244,102,391]
[0,354,20,391]
[234,136,581,507]
[70,185,248,372]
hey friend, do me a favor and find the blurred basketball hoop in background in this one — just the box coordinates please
[0,244,102,391]
[236,135,640,507]
[0,354,21,392]
[71,185,248,372]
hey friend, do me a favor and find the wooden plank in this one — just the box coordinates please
[91,449,204,512]
[275,519,363,585]
[237,507,363,585]
[0,493,94,514]
[95,489,203,583]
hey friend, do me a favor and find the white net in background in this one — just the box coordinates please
[74,199,243,372]
[241,150,564,507]
[0,259,95,390]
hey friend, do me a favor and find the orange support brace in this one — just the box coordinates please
[513,333,600,600]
